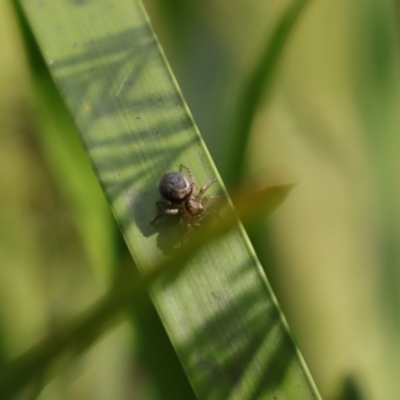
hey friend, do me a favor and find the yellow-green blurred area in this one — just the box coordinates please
[1,0,400,399]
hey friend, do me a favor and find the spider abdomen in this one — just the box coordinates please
[159,172,192,202]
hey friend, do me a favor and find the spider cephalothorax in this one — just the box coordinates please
[151,164,219,233]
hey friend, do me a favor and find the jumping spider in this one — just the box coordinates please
[151,164,220,235]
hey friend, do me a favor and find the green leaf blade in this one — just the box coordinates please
[18,0,321,399]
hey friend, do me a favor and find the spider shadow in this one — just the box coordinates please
[153,215,186,256]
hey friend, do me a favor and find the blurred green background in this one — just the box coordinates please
[1,0,400,399]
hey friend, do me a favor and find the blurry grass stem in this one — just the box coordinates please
[0,183,292,400]
[226,0,308,186]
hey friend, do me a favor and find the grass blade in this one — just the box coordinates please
[226,0,308,186]
[15,0,321,398]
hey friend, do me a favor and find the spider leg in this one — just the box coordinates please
[156,199,172,207]
[201,194,223,206]
[197,178,217,199]
[151,208,179,224]
[203,208,222,221]
[178,217,194,247]
[181,164,197,192]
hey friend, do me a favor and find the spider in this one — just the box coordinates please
[151,164,220,234]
